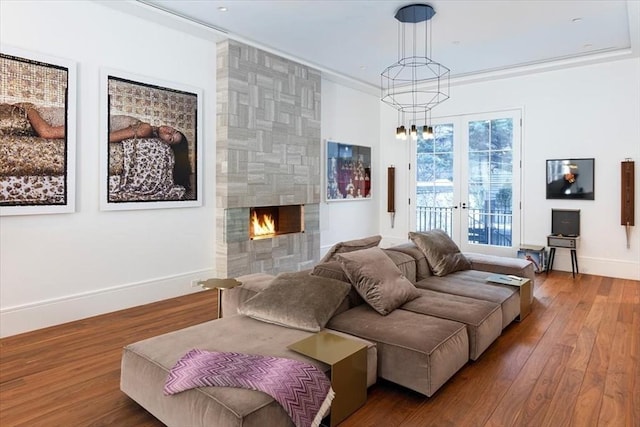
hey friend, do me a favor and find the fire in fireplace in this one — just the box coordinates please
[249,205,305,240]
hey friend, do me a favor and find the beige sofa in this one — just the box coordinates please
[121,231,534,426]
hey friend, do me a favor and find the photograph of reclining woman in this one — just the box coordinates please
[0,48,76,215]
[104,74,200,209]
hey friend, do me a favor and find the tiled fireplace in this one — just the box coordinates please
[216,40,321,278]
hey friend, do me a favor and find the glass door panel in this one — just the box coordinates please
[412,110,521,256]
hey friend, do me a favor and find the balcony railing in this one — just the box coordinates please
[416,206,512,247]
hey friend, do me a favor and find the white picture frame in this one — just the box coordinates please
[325,140,372,202]
[99,68,203,211]
[0,45,77,216]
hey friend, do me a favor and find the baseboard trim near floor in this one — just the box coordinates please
[0,269,216,338]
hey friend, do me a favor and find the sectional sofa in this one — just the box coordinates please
[120,230,534,427]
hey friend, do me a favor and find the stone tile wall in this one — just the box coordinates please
[216,40,321,278]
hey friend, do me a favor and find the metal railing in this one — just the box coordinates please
[416,206,512,247]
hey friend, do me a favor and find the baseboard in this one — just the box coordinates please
[546,253,639,280]
[0,269,216,338]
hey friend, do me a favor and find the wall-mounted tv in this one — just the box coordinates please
[546,158,595,200]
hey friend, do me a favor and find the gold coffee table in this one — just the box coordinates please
[288,331,367,426]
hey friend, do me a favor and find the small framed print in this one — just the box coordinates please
[100,68,203,211]
[325,140,372,201]
[0,45,77,216]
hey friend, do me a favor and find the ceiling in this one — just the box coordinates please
[132,0,639,92]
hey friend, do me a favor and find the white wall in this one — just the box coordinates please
[320,79,381,256]
[380,58,640,280]
[0,1,218,337]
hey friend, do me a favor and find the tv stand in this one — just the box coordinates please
[546,235,579,278]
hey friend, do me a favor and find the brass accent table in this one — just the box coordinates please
[487,275,532,321]
[510,278,532,321]
[198,278,242,318]
[288,331,367,426]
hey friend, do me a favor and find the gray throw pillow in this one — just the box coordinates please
[238,272,351,332]
[337,247,420,315]
[319,235,382,263]
[409,230,472,276]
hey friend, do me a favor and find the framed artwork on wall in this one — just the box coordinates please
[0,45,77,216]
[325,140,372,201]
[99,69,203,211]
[546,158,595,200]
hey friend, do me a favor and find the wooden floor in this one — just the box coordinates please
[1,272,638,426]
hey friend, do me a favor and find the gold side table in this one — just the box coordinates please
[288,330,367,426]
[198,278,242,318]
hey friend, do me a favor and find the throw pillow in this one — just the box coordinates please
[319,235,382,263]
[238,272,351,332]
[336,247,420,315]
[409,230,472,276]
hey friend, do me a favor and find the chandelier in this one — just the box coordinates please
[381,4,450,140]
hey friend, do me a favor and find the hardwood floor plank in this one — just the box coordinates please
[1,274,637,427]
[571,277,623,426]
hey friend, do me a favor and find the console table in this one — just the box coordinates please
[546,235,579,278]
[288,331,367,426]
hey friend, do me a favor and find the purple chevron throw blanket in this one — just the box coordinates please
[164,349,334,427]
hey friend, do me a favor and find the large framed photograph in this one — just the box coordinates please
[326,140,371,201]
[0,45,77,216]
[100,69,202,211]
[546,158,594,200]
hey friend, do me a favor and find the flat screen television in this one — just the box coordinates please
[546,158,595,200]
[552,209,580,236]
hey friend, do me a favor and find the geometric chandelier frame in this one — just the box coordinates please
[381,3,450,139]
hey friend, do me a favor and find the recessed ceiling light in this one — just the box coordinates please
[218,6,228,12]
[572,17,582,23]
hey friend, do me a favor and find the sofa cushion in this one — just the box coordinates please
[416,270,520,328]
[382,248,417,283]
[409,230,472,276]
[336,247,420,315]
[384,242,432,280]
[221,273,277,317]
[401,289,502,360]
[320,234,382,263]
[327,304,469,397]
[238,272,350,332]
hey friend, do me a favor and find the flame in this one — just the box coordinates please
[251,211,276,238]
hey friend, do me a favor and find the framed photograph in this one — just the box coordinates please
[326,140,371,201]
[546,158,594,200]
[100,69,203,211]
[0,45,77,216]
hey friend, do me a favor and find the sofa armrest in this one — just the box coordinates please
[463,252,535,303]
[220,273,276,317]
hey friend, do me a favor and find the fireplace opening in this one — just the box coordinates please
[250,205,305,240]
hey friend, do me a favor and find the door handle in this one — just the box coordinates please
[460,202,467,209]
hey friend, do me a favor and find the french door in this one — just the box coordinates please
[410,110,522,256]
